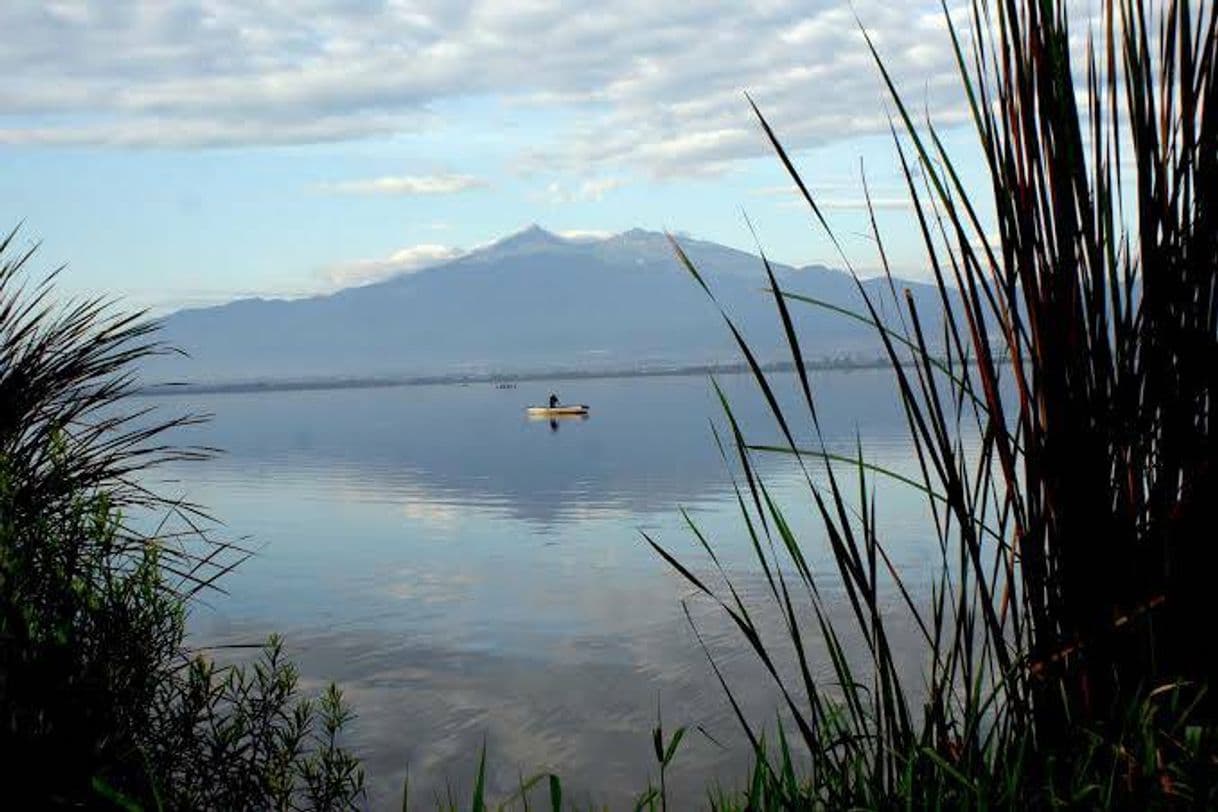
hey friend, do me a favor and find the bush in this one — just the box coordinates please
[0,465,182,805]
[138,636,365,810]
[0,232,364,809]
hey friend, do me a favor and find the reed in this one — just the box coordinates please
[0,233,365,809]
[650,0,1218,805]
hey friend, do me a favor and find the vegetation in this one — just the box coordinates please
[3,0,1215,807]
[366,2,1218,806]
[648,0,1218,807]
[0,232,365,809]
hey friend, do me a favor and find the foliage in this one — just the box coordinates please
[648,0,1218,807]
[137,636,366,811]
[0,464,183,806]
[0,232,364,809]
[5,0,1217,805]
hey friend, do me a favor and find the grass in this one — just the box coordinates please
[3,0,1216,807]
[0,231,367,809]
[643,0,1218,807]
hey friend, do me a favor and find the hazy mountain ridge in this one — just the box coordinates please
[150,226,945,385]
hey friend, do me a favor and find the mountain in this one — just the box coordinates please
[148,226,944,385]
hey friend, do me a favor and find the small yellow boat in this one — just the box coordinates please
[526,404,590,417]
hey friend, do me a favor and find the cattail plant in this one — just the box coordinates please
[655,0,1218,804]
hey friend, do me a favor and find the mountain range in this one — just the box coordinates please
[149,226,944,386]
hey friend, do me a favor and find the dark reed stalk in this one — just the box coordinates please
[0,227,246,596]
[652,0,1218,804]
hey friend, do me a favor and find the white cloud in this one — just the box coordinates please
[541,176,624,203]
[0,113,417,148]
[577,177,623,201]
[321,244,465,289]
[318,173,486,196]
[753,184,911,211]
[0,1,1094,174]
[557,229,616,241]
[780,196,912,211]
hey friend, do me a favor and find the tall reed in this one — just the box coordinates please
[653,0,1218,804]
[0,233,365,808]
[0,227,241,596]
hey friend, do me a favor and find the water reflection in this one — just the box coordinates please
[151,370,914,527]
[143,370,938,807]
[525,412,590,433]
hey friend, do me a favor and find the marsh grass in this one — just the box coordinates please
[5,0,1216,806]
[0,232,366,809]
[373,3,1218,806]
[646,0,1218,806]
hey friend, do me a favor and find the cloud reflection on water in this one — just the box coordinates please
[148,370,941,806]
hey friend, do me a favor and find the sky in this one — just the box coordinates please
[0,0,997,312]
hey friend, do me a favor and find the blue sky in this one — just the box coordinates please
[0,1,993,312]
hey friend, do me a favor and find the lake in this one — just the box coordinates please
[146,369,940,809]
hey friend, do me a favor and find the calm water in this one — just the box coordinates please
[147,370,940,809]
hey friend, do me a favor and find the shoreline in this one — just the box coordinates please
[135,356,898,397]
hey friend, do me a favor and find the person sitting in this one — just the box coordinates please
[549,393,560,408]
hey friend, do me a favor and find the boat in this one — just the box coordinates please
[526,404,590,416]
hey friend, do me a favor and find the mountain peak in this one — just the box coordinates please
[462,224,573,263]
[499,223,561,245]
[151,225,947,385]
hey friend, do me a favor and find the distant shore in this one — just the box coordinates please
[135,356,899,397]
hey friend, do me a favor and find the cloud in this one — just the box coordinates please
[317,173,486,196]
[0,113,417,148]
[781,196,912,211]
[753,184,911,211]
[556,229,616,241]
[541,176,624,204]
[322,244,465,289]
[0,1,1093,173]
[577,177,624,201]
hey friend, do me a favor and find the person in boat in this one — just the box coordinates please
[548,392,560,408]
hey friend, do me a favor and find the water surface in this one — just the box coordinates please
[149,370,938,808]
